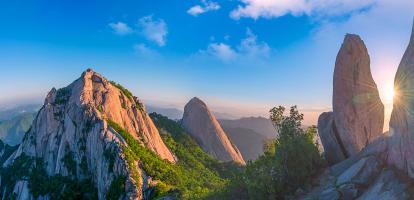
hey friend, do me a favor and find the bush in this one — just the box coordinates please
[106,176,126,200]
[218,106,322,199]
[110,81,134,101]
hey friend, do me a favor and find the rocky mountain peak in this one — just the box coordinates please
[1,69,177,199]
[182,97,245,165]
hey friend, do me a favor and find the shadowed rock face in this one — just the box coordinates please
[2,69,175,199]
[318,34,384,165]
[388,22,414,178]
[317,112,347,165]
[182,97,245,165]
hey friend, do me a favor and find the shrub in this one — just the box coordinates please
[110,81,134,101]
[106,176,126,200]
[218,106,323,199]
[62,151,77,175]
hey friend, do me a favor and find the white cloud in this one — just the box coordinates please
[230,0,376,20]
[237,28,271,58]
[187,0,220,16]
[138,16,168,46]
[200,29,271,61]
[109,22,133,35]
[205,43,238,61]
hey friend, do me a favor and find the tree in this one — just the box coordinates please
[270,105,322,193]
[218,106,322,199]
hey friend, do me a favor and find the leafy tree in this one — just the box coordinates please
[218,106,322,199]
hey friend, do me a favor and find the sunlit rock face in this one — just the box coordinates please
[182,97,246,165]
[3,69,175,199]
[388,23,414,178]
[332,34,384,157]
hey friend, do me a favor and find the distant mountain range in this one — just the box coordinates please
[0,112,35,145]
[0,104,40,121]
[146,105,239,120]
[0,104,40,145]
[219,117,277,139]
[223,127,268,161]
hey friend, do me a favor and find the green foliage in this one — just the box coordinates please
[218,106,322,199]
[62,151,77,175]
[97,105,104,113]
[29,158,98,199]
[55,87,71,105]
[82,119,93,134]
[104,146,116,173]
[110,81,134,101]
[106,176,127,200]
[0,153,33,199]
[108,114,233,200]
[80,156,89,175]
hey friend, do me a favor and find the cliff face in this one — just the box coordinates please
[181,97,245,165]
[388,22,414,178]
[1,69,175,199]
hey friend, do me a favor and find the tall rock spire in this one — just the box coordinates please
[181,97,246,165]
[388,21,414,178]
[318,34,384,165]
[332,34,384,156]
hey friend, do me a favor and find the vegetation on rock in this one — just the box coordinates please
[107,113,238,199]
[110,81,134,101]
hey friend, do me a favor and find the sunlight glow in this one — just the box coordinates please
[384,84,395,104]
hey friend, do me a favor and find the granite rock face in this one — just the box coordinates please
[2,69,176,199]
[388,22,414,178]
[182,97,245,165]
[318,34,384,165]
[333,34,384,157]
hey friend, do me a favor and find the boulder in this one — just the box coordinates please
[333,34,384,157]
[356,170,409,200]
[336,155,381,186]
[182,97,245,165]
[317,112,347,164]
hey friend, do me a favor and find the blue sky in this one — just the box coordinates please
[1,0,414,125]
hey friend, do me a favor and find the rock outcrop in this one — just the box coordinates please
[181,97,245,165]
[318,34,384,164]
[317,112,346,165]
[1,69,176,199]
[388,22,414,178]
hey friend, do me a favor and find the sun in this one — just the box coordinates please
[384,84,395,104]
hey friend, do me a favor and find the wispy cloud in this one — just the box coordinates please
[133,43,159,58]
[204,43,238,61]
[199,29,272,62]
[237,28,271,58]
[138,16,168,46]
[187,0,220,16]
[230,0,376,20]
[108,22,133,35]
